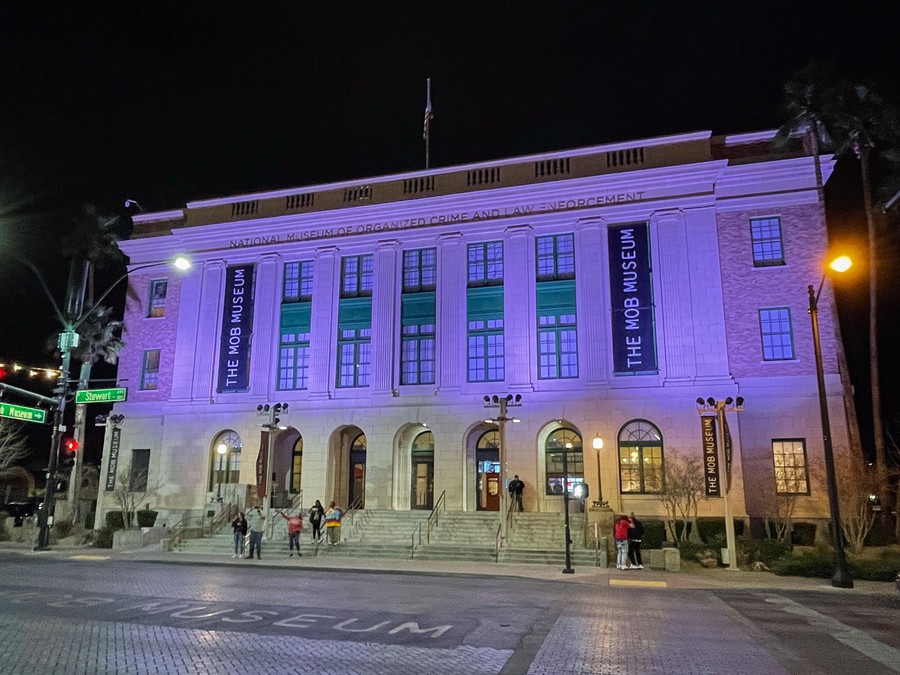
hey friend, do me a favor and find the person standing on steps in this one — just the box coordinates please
[627,512,644,569]
[508,475,525,512]
[324,501,343,545]
[279,510,304,557]
[308,499,325,542]
[246,506,265,560]
[231,511,248,558]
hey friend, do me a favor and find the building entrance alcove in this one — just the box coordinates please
[327,425,367,508]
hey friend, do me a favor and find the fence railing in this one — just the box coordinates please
[410,491,446,558]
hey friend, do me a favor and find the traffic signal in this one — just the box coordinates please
[60,437,78,469]
[54,479,69,493]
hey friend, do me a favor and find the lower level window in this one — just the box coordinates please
[401,324,435,385]
[338,329,371,387]
[773,439,809,494]
[278,332,310,390]
[538,314,578,379]
[141,350,160,390]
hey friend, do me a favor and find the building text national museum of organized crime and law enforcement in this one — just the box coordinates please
[93,129,851,534]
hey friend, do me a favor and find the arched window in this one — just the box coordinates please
[349,432,367,507]
[411,431,435,510]
[209,430,243,490]
[618,420,663,493]
[545,427,583,495]
[477,430,500,452]
[412,430,434,453]
[290,435,303,494]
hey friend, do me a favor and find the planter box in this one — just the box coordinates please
[112,527,167,550]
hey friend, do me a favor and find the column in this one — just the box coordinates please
[503,225,534,391]
[653,210,697,384]
[169,267,203,401]
[250,253,280,399]
[575,218,609,386]
[372,239,400,395]
[308,246,339,400]
[437,232,465,391]
[191,260,225,401]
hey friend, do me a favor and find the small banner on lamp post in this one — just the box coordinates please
[255,430,269,500]
[701,415,720,497]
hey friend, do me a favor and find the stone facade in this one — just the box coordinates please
[94,129,850,532]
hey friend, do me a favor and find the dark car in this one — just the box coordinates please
[2,499,42,526]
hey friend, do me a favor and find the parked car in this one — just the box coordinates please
[2,498,43,526]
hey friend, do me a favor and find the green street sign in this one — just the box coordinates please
[0,402,47,424]
[75,387,128,404]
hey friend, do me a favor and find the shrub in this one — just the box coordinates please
[791,522,817,547]
[105,511,125,530]
[696,519,745,543]
[737,536,791,566]
[137,510,158,528]
[771,551,833,578]
[93,526,115,549]
[677,541,713,563]
[84,513,95,530]
[863,522,896,547]
[851,551,900,582]
[0,514,8,542]
[641,520,666,549]
[54,521,73,539]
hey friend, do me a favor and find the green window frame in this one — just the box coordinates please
[536,234,575,281]
[544,428,584,495]
[750,217,785,267]
[283,261,314,302]
[140,349,160,390]
[341,255,374,298]
[759,307,795,360]
[403,248,437,292]
[468,241,503,286]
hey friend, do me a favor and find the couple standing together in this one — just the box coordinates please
[613,513,644,570]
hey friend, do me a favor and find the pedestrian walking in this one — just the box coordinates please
[508,474,525,512]
[324,501,343,545]
[308,499,325,542]
[614,515,630,570]
[627,512,644,569]
[231,511,248,558]
[280,510,304,557]
[246,506,265,560]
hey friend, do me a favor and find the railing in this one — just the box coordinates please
[343,496,366,540]
[410,491,446,559]
[289,490,303,514]
[505,495,516,538]
[494,522,503,562]
[209,502,236,536]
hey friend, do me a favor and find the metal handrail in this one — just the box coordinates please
[343,496,366,540]
[494,522,502,562]
[289,490,303,513]
[425,490,446,544]
[505,495,516,538]
[411,522,421,559]
[209,502,236,535]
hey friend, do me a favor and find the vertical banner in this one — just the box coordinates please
[255,431,269,500]
[105,426,122,492]
[608,223,658,374]
[217,263,256,392]
[723,415,733,490]
[701,415,721,497]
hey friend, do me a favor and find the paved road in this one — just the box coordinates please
[0,553,897,674]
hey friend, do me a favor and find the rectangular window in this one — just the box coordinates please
[538,313,578,379]
[278,332,310,390]
[468,319,505,382]
[283,261,314,302]
[536,234,575,280]
[401,323,436,384]
[341,255,374,297]
[751,217,785,267]
[759,307,795,360]
[130,448,151,491]
[148,280,167,318]
[618,444,664,494]
[141,349,160,390]
[337,328,371,387]
[403,248,437,292]
[468,241,503,286]
[773,439,809,494]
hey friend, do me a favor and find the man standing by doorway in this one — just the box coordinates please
[246,506,265,559]
[509,475,525,512]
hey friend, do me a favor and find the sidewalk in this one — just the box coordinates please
[4,541,894,595]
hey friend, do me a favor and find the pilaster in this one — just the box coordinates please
[169,268,203,401]
[372,240,400,395]
[308,246,339,399]
[191,260,225,401]
[250,254,280,399]
[437,232,465,391]
[504,225,535,391]
[575,218,609,386]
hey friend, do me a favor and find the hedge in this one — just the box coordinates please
[105,511,125,530]
[772,550,900,582]
[93,526,115,549]
[137,510,158,528]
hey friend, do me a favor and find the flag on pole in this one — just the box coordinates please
[423,78,433,141]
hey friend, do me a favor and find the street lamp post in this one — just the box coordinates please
[808,255,854,588]
[258,402,289,540]
[483,394,522,543]
[215,443,228,502]
[591,435,607,507]
[561,446,575,574]
[695,396,744,570]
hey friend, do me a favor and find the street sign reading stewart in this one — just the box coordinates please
[75,387,128,404]
[0,402,47,424]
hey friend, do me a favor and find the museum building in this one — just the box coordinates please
[93,129,851,532]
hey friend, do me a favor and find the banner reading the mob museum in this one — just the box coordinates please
[217,263,256,393]
[607,223,657,374]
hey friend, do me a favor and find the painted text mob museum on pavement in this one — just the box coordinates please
[95,129,851,532]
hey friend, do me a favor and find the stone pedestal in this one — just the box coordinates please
[587,505,615,538]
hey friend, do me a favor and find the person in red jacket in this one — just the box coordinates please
[614,515,630,570]
[280,511,304,557]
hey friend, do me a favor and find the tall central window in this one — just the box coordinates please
[342,255,374,297]
[468,242,505,382]
[400,248,437,385]
[536,234,578,379]
[279,261,313,390]
[338,255,374,388]
[618,419,664,494]
[338,327,372,387]
[283,261,314,302]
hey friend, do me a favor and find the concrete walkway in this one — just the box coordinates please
[5,541,895,595]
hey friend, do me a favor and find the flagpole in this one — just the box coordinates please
[424,78,432,169]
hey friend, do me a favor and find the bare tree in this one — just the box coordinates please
[656,449,705,542]
[0,419,30,473]
[111,469,155,529]
[828,450,883,554]
[759,480,799,543]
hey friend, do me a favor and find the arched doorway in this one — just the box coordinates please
[289,435,303,495]
[476,429,501,511]
[410,431,434,510]
[349,432,367,508]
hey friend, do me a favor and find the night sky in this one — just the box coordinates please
[1,4,898,464]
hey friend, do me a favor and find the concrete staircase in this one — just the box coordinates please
[174,508,604,567]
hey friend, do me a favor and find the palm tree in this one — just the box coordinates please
[60,205,127,524]
[773,65,863,463]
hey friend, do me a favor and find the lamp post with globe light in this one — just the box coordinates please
[215,443,228,502]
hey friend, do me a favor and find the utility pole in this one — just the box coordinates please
[257,402,288,540]
[483,394,522,543]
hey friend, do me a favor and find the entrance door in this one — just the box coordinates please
[476,451,500,511]
[348,433,366,508]
[411,455,434,510]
